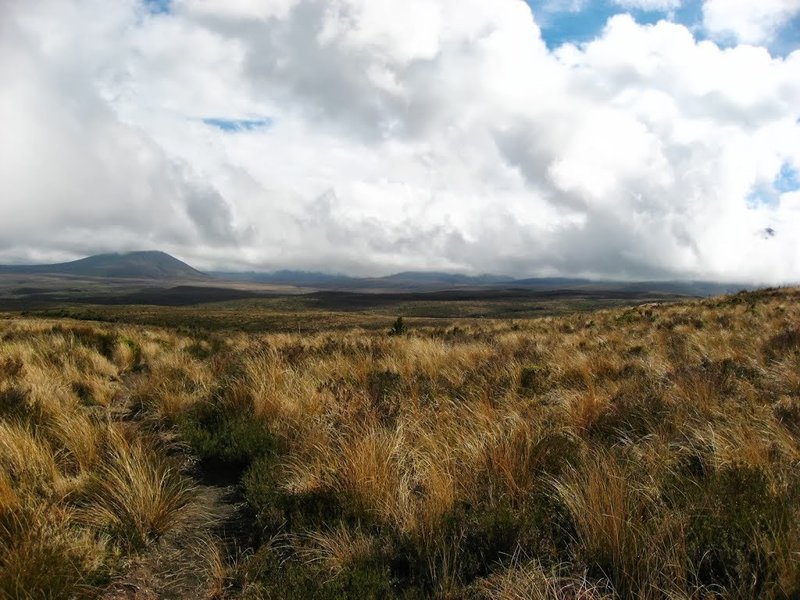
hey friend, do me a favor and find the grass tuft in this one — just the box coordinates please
[79,426,197,551]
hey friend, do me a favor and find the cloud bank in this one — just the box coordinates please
[1,0,799,282]
[703,0,800,45]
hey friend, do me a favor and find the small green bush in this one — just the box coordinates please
[232,534,395,600]
[178,400,280,471]
[243,457,352,538]
[388,317,407,337]
[681,465,796,594]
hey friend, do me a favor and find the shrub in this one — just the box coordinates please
[243,456,350,539]
[682,464,796,594]
[388,317,407,337]
[178,398,280,473]
[231,538,395,600]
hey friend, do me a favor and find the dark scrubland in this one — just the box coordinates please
[8,285,688,332]
[1,287,799,599]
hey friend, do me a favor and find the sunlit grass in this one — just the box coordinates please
[1,287,799,597]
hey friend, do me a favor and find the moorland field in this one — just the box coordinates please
[1,287,799,599]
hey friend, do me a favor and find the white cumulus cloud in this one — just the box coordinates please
[703,0,800,45]
[612,0,681,11]
[0,0,799,282]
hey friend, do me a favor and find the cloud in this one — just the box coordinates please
[0,0,242,262]
[1,0,799,282]
[536,0,589,13]
[174,0,301,20]
[703,0,800,45]
[612,0,681,11]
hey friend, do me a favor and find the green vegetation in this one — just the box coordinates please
[389,316,408,336]
[1,287,799,598]
[15,286,689,333]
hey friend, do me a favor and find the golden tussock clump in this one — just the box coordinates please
[2,288,800,598]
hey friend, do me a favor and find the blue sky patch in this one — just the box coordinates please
[525,0,705,49]
[526,1,618,48]
[774,14,800,55]
[774,163,800,194]
[747,186,776,208]
[524,0,796,55]
[143,0,171,15]
[746,164,800,208]
[203,118,274,133]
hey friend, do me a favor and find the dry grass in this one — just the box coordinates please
[2,288,800,597]
[552,451,689,597]
[79,425,198,551]
[296,525,380,579]
[0,320,211,598]
[476,558,609,600]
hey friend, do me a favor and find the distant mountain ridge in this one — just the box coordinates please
[378,271,515,285]
[0,251,751,297]
[210,269,515,288]
[213,269,356,286]
[0,251,209,280]
[214,269,746,296]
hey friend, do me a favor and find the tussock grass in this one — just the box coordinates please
[0,498,113,600]
[79,425,197,551]
[0,320,210,598]
[297,525,380,579]
[552,451,689,597]
[475,559,608,600]
[3,288,800,597]
[0,422,61,498]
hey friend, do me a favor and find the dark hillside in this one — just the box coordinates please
[0,251,209,280]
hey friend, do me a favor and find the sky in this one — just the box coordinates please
[1,0,799,282]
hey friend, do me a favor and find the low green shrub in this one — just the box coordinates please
[388,317,407,337]
[680,465,798,594]
[233,538,395,600]
[178,399,280,472]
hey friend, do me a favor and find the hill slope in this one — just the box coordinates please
[0,251,209,280]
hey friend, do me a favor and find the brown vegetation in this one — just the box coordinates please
[1,287,799,598]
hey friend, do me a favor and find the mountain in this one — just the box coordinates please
[377,271,515,285]
[212,269,356,286]
[0,251,209,280]
[211,268,751,296]
[213,270,517,289]
[0,251,753,296]
[510,278,747,296]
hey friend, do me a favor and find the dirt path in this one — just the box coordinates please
[99,376,245,600]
